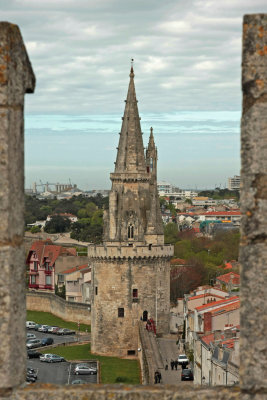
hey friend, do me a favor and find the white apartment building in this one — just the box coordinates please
[228,176,240,191]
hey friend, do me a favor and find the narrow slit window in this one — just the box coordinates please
[118,308,124,318]
[128,224,134,239]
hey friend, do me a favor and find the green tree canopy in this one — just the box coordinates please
[44,215,71,234]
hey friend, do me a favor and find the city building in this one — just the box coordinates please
[88,65,173,357]
[26,240,77,292]
[56,264,91,303]
[228,175,241,191]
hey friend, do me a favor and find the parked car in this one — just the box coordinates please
[48,326,58,333]
[41,337,54,346]
[38,325,50,332]
[71,379,86,384]
[34,324,42,331]
[40,353,65,363]
[49,327,60,334]
[26,321,36,329]
[26,339,43,349]
[178,354,189,366]
[27,350,42,359]
[74,364,97,375]
[27,333,36,340]
[56,328,76,335]
[181,368,194,381]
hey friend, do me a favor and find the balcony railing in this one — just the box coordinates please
[29,283,39,289]
[44,270,52,275]
[44,284,53,290]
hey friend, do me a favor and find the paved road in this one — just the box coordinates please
[156,336,193,386]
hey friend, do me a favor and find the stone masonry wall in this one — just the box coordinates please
[0,22,35,391]
[26,291,91,325]
[91,256,170,357]
[239,13,267,396]
[0,15,267,400]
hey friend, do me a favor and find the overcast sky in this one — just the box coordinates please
[1,1,266,190]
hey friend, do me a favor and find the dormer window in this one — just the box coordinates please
[128,224,134,239]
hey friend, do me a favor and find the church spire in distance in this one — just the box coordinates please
[114,60,146,174]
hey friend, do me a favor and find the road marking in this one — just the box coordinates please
[67,363,71,385]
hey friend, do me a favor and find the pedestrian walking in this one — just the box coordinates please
[174,360,178,370]
[154,371,158,384]
[158,372,162,383]
[170,360,174,370]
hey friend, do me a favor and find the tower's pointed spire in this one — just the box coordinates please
[114,61,146,174]
[148,127,155,150]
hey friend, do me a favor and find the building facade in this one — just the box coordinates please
[88,66,173,357]
[228,175,240,191]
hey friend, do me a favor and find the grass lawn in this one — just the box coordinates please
[27,310,91,332]
[40,343,140,384]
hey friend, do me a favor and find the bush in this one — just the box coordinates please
[30,225,41,234]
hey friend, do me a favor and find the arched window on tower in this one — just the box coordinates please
[128,224,134,239]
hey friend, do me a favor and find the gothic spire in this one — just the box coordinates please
[114,64,146,174]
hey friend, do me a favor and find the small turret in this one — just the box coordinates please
[146,127,157,179]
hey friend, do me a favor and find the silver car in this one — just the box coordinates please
[26,333,36,340]
[26,339,42,349]
[40,353,65,363]
[74,364,97,375]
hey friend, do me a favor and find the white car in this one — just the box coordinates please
[178,354,189,365]
[26,321,36,329]
[27,333,36,340]
[38,325,49,332]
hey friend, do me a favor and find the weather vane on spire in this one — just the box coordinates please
[131,58,134,67]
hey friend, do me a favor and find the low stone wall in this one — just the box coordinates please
[26,291,91,325]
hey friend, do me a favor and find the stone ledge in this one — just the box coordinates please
[88,244,173,259]
[2,385,244,400]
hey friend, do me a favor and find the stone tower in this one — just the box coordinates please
[89,65,173,357]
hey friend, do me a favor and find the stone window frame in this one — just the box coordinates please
[0,16,266,399]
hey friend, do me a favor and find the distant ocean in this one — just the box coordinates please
[25,111,241,191]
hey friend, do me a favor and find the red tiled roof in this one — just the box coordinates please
[202,211,241,216]
[48,213,77,218]
[210,300,240,316]
[216,272,240,285]
[170,258,187,265]
[195,296,239,312]
[201,333,215,345]
[26,240,76,266]
[61,264,89,275]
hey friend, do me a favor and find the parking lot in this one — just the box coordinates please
[27,359,98,385]
[27,329,79,347]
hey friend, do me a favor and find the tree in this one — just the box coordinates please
[170,258,205,300]
[164,223,179,244]
[30,226,41,234]
[44,215,71,233]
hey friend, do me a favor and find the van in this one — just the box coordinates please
[26,321,36,329]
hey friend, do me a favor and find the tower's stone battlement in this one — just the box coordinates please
[88,243,173,259]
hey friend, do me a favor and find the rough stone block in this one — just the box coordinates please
[240,14,267,393]
[0,22,35,390]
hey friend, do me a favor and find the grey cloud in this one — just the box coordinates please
[1,0,266,113]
